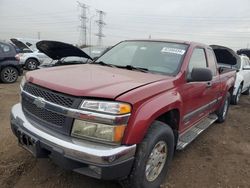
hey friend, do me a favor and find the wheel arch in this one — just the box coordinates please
[155,109,180,146]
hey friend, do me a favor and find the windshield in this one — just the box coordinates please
[97,41,188,75]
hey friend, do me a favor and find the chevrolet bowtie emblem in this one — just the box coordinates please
[33,97,46,108]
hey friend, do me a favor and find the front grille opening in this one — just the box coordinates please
[22,98,66,126]
[23,83,76,107]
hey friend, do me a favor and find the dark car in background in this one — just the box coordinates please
[0,42,23,83]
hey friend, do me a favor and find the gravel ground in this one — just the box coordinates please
[0,76,250,188]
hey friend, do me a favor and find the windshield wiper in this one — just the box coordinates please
[118,65,149,72]
[90,61,117,68]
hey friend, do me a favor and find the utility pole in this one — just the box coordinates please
[77,1,88,47]
[95,10,106,46]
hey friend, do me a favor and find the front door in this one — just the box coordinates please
[180,47,213,132]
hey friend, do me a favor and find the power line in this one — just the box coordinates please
[95,10,106,46]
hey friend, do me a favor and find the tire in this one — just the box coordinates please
[120,121,175,188]
[25,59,39,70]
[216,92,230,123]
[0,66,18,83]
[242,87,250,95]
[231,85,242,105]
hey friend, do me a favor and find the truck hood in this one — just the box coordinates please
[26,64,169,99]
[36,40,93,60]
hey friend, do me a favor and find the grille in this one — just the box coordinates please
[23,83,75,107]
[22,98,66,126]
[21,83,81,134]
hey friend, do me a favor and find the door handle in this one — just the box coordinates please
[206,82,212,88]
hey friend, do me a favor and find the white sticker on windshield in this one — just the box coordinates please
[140,47,147,50]
[161,47,186,55]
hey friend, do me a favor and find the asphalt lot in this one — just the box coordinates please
[0,76,250,188]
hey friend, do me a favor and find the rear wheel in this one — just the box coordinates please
[242,86,250,95]
[25,59,39,70]
[0,67,18,83]
[231,85,242,105]
[216,92,230,123]
[120,121,174,188]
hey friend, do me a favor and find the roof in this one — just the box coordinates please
[122,39,209,47]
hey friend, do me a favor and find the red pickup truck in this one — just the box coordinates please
[10,40,237,188]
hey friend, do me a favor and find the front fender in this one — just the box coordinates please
[122,90,181,145]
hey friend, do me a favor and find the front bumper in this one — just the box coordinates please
[10,103,136,180]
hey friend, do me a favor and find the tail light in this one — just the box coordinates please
[15,54,20,61]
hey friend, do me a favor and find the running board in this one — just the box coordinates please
[177,114,218,150]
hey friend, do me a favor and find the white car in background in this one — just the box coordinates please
[231,55,250,104]
[10,38,51,70]
[211,45,250,105]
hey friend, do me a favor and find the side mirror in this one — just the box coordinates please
[243,65,250,70]
[190,68,213,82]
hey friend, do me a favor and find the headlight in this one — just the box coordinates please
[71,120,126,143]
[80,100,131,115]
[20,76,27,88]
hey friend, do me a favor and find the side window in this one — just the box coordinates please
[188,48,207,78]
[245,58,250,66]
[207,49,217,76]
[242,58,247,68]
[0,44,11,53]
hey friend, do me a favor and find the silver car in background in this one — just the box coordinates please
[10,38,51,70]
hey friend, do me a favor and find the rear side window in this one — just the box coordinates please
[188,48,207,78]
[207,49,217,76]
[0,44,11,53]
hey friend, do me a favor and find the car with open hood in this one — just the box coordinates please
[37,41,93,68]
[10,38,51,70]
[211,45,250,104]
[10,39,236,188]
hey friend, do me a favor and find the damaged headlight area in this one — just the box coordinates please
[71,120,126,143]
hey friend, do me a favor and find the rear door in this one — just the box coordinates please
[181,47,213,130]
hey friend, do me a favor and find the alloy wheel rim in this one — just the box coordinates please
[145,141,167,182]
[3,68,17,82]
[28,61,37,70]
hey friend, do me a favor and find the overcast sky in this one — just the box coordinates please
[0,0,250,49]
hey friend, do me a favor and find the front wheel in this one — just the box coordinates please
[120,121,175,188]
[216,92,230,123]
